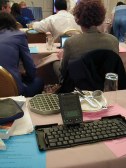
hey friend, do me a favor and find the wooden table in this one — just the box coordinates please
[119,43,126,71]
[29,43,126,70]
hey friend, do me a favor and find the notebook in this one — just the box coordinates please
[60,35,70,48]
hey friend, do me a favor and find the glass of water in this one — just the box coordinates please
[104,73,118,106]
[46,36,54,51]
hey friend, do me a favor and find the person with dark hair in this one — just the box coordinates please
[116,1,125,6]
[111,2,125,17]
[0,12,44,97]
[55,0,67,10]
[32,0,80,40]
[112,2,126,41]
[53,0,119,80]
[0,0,11,13]
[11,3,27,28]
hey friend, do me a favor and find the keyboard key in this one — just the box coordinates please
[57,142,62,146]
[74,137,93,143]
[49,139,57,143]
[69,140,74,144]
[50,143,57,147]
[63,141,68,145]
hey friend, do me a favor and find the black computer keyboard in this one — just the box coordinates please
[35,115,126,151]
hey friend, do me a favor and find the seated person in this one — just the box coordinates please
[32,0,81,41]
[112,2,126,42]
[19,1,34,23]
[0,0,11,13]
[11,3,27,28]
[0,12,44,97]
[53,0,119,81]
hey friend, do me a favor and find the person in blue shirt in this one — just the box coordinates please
[0,12,44,97]
[19,1,34,23]
[113,2,126,42]
[11,3,27,28]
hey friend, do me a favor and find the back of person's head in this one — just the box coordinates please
[0,0,10,13]
[116,1,125,6]
[0,0,8,10]
[0,11,17,30]
[55,0,67,11]
[19,1,26,8]
[73,0,106,29]
[11,3,21,16]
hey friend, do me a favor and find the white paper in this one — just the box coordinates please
[11,102,33,136]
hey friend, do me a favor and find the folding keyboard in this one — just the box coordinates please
[35,115,126,151]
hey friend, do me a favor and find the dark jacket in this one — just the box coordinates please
[0,29,36,95]
[59,49,126,93]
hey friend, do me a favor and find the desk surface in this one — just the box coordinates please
[29,42,125,54]
[28,90,126,168]
[29,42,126,73]
[29,43,60,55]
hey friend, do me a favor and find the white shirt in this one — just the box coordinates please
[32,10,81,40]
[67,0,76,13]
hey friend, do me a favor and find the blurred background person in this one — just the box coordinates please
[11,3,27,28]
[0,12,44,97]
[19,1,34,24]
[110,1,125,35]
[112,2,126,41]
[32,0,81,41]
[111,1,125,19]
[0,0,11,13]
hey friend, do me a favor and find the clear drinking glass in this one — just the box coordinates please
[104,73,118,106]
[46,36,54,51]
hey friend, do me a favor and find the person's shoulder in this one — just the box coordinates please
[12,30,25,36]
[11,30,27,40]
[102,33,119,48]
[115,5,126,11]
[104,33,118,41]
[65,34,82,44]
[42,14,56,21]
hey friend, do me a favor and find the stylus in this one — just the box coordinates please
[75,87,98,108]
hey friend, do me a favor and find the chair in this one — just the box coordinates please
[55,29,82,42]
[0,66,18,97]
[63,29,82,36]
[59,49,126,93]
[26,29,46,43]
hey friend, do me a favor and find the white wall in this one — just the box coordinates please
[11,0,126,19]
[103,0,126,18]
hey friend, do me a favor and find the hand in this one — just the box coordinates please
[57,49,64,60]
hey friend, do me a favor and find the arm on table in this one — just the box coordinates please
[36,53,60,68]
